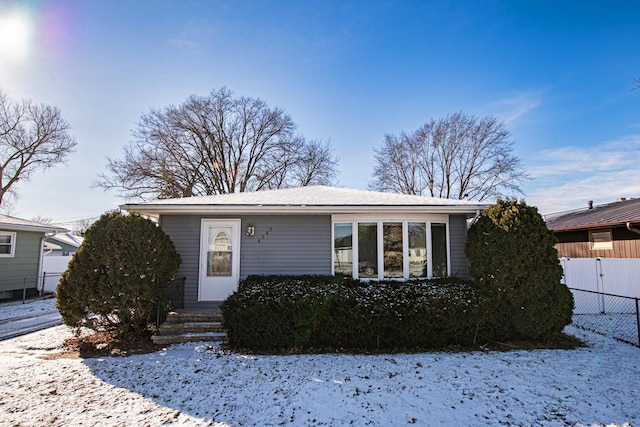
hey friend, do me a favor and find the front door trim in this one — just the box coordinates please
[199,219,241,301]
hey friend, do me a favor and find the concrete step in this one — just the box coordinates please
[154,308,226,345]
[158,321,224,334]
[166,310,222,323]
[152,331,227,345]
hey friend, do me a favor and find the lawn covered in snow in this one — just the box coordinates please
[0,299,637,426]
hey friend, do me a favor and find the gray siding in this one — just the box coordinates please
[448,214,470,279]
[0,230,42,292]
[159,214,332,307]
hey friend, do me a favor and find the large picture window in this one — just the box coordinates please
[0,232,16,257]
[332,218,449,280]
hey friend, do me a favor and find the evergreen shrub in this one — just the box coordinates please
[221,275,482,352]
[465,199,574,342]
[55,211,181,340]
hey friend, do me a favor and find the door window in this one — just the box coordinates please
[207,230,232,276]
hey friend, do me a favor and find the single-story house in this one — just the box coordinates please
[0,214,67,299]
[44,232,84,256]
[122,186,488,308]
[545,198,640,258]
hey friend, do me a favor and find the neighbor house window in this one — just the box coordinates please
[332,217,449,280]
[0,232,16,257]
[590,230,613,250]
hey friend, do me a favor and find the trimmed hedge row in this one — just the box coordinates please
[221,275,485,352]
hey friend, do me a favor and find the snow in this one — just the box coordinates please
[0,299,638,426]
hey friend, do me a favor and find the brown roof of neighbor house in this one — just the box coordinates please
[545,198,640,231]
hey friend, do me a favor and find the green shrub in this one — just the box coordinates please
[465,199,573,342]
[55,211,181,340]
[221,275,483,352]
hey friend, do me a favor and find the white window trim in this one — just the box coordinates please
[0,231,16,258]
[331,215,450,280]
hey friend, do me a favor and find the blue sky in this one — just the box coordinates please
[1,0,639,224]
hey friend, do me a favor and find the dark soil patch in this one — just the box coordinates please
[63,331,158,358]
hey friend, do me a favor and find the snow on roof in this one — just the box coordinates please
[0,214,67,233]
[46,232,84,248]
[121,186,489,216]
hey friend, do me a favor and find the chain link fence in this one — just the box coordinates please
[570,288,640,347]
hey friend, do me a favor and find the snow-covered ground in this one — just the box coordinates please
[0,300,638,426]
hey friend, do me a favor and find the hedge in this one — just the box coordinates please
[221,275,484,352]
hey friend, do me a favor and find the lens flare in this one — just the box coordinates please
[0,7,33,65]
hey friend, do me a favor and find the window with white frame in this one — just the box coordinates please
[0,232,16,257]
[332,216,450,280]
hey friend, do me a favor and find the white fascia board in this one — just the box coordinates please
[121,204,488,217]
[0,224,67,233]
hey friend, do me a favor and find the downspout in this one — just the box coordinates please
[468,209,481,229]
[627,222,640,236]
[37,231,58,295]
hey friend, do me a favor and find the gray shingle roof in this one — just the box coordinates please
[546,198,640,231]
[121,186,488,216]
[0,214,67,233]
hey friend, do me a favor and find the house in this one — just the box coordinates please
[44,233,84,256]
[122,186,488,308]
[545,198,640,259]
[0,214,67,300]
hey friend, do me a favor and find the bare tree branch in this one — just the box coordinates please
[369,112,529,202]
[0,89,77,206]
[99,88,338,200]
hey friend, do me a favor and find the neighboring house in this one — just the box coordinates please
[0,214,67,299]
[41,233,85,293]
[545,198,640,259]
[122,186,488,308]
[44,233,84,256]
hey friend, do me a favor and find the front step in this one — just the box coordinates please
[153,309,226,345]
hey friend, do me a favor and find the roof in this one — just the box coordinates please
[121,186,489,216]
[0,214,67,234]
[46,232,84,248]
[546,198,640,231]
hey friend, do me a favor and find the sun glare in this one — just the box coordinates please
[0,9,33,65]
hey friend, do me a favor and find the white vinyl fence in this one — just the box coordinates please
[42,255,73,293]
[561,257,640,316]
[560,257,640,298]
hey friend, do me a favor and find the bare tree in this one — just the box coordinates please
[370,112,528,201]
[0,89,77,206]
[99,88,338,200]
[31,215,53,225]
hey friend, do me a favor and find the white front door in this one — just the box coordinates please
[199,219,241,301]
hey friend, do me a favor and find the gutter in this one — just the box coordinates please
[627,222,640,236]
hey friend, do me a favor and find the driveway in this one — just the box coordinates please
[0,298,61,341]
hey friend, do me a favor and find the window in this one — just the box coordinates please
[0,232,16,257]
[207,231,232,276]
[590,230,613,250]
[408,223,427,278]
[383,222,403,278]
[431,223,448,277]
[358,222,378,278]
[332,217,449,279]
[333,223,353,276]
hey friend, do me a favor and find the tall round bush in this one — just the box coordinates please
[55,211,181,339]
[465,199,573,342]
